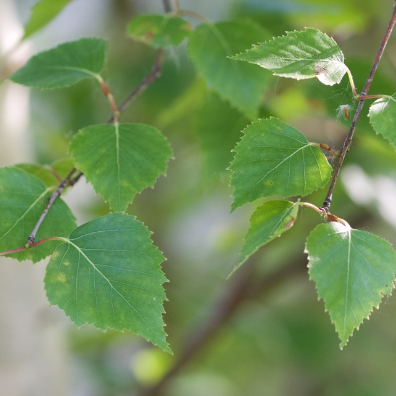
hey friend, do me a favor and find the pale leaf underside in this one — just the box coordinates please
[231,28,348,86]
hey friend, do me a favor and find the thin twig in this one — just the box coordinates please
[136,260,306,396]
[108,49,165,123]
[25,168,77,246]
[23,36,166,246]
[321,0,396,212]
[0,236,64,256]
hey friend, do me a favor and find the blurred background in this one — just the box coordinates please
[1,0,396,395]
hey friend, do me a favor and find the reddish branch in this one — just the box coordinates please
[322,0,396,212]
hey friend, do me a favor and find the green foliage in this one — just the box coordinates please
[127,14,191,48]
[45,213,170,353]
[23,0,74,40]
[368,94,396,150]
[69,123,173,212]
[231,28,348,86]
[2,0,396,358]
[306,222,396,348]
[231,200,299,275]
[0,167,76,262]
[10,38,106,89]
[188,20,271,119]
[229,118,332,210]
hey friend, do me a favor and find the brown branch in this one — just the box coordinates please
[24,35,165,244]
[108,49,164,123]
[0,236,65,256]
[321,0,396,212]
[136,259,306,396]
[25,168,77,246]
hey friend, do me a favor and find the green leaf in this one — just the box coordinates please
[128,14,191,48]
[188,20,271,119]
[231,200,299,275]
[229,118,332,210]
[0,167,76,262]
[23,0,74,40]
[195,93,248,185]
[10,38,106,89]
[16,157,75,188]
[45,212,170,353]
[306,222,396,348]
[69,123,173,212]
[231,28,348,86]
[368,94,396,150]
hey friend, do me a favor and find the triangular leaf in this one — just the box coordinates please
[44,212,171,353]
[10,38,106,89]
[188,20,271,119]
[128,14,191,48]
[231,200,299,275]
[231,28,347,86]
[69,123,173,212]
[23,0,74,40]
[368,94,396,151]
[0,167,76,262]
[229,118,332,210]
[306,222,396,348]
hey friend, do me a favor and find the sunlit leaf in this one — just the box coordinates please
[231,28,347,86]
[0,167,76,262]
[306,222,396,348]
[188,20,271,119]
[23,0,74,40]
[45,212,171,353]
[128,14,191,48]
[368,94,396,151]
[229,118,332,210]
[69,123,173,212]
[10,38,106,89]
[231,200,299,275]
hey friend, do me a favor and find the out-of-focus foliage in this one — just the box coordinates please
[2,0,396,395]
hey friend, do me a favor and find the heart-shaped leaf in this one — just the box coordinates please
[69,123,173,212]
[306,222,396,348]
[45,212,171,353]
[229,118,332,210]
[231,28,348,86]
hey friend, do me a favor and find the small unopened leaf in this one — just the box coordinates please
[188,20,271,119]
[231,28,347,86]
[23,0,74,40]
[0,167,76,262]
[368,94,396,150]
[10,38,106,89]
[231,200,299,275]
[128,14,191,48]
[69,123,173,212]
[45,212,170,353]
[306,222,396,348]
[229,118,332,210]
